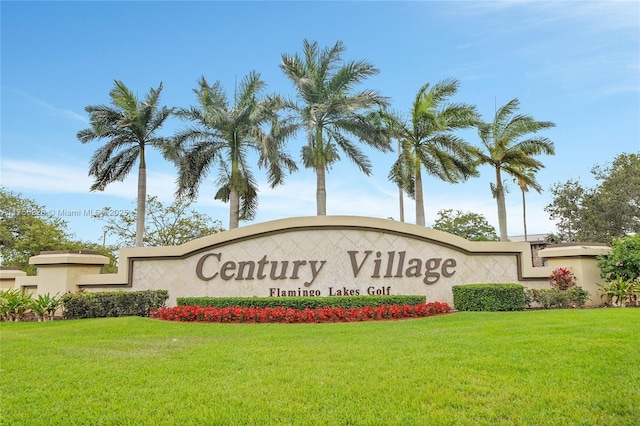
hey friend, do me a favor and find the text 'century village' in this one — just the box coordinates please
[195,250,458,289]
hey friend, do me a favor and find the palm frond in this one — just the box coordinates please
[327,59,379,95]
[493,98,520,135]
[429,78,460,105]
[110,80,138,114]
[89,145,139,191]
[508,137,556,156]
[329,131,372,175]
[148,106,174,135]
[511,166,543,194]
[317,40,345,79]
[388,150,416,198]
[176,141,222,198]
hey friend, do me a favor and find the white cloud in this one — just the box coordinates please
[449,1,639,33]
[1,159,92,193]
[8,88,88,123]
[0,158,177,201]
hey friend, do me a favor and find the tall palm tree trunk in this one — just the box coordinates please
[229,188,240,229]
[316,165,326,216]
[521,189,528,241]
[315,126,326,216]
[398,140,404,222]
[415,162,425,226]
[135,146,146,247]
[229,157,240,229]
[495,166,508,241]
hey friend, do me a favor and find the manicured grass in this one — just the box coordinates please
[2,309,639,425]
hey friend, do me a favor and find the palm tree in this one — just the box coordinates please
[378,108,412,222]
[173,72,297,229]
[397,139,406,222]
[387,79,479,226]
[471,98,555,241]
[280,39,391,216]
[78,81,172,247]
[513,165,543,241]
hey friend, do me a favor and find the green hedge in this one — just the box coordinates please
[62,290,169,319]
[177,295,426,310]
[452,284,526,311]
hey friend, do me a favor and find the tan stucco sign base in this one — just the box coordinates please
[8,216,608,307]
[85,216,581,306]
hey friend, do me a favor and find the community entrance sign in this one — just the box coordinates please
[74,216,562,306]
[8,216,609,306]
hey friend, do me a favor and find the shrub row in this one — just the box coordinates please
[526,288,590,309]
[62,290,169,319]
[452,284,526,311]
[151,302,452,323]
[177,295,426,309]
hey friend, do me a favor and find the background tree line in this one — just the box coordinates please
[545,152,639,243]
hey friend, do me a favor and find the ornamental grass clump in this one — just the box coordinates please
[597,277,639,307]
[0,289,32,322]
[29,293,62,322]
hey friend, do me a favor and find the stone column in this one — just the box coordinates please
[0,267,27,290]
[15,251,110,295]
[538,244,610,306]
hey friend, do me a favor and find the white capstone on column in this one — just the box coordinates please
[0,267,27,290]
[15,251,110,295]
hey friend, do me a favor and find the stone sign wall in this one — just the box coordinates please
[10,216,609,307]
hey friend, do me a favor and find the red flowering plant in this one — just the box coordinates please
[549,267,577,291]
[149,302,452,324]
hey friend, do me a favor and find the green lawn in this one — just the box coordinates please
[2,309,639,425]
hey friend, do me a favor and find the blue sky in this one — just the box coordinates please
[1,1,639,246]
